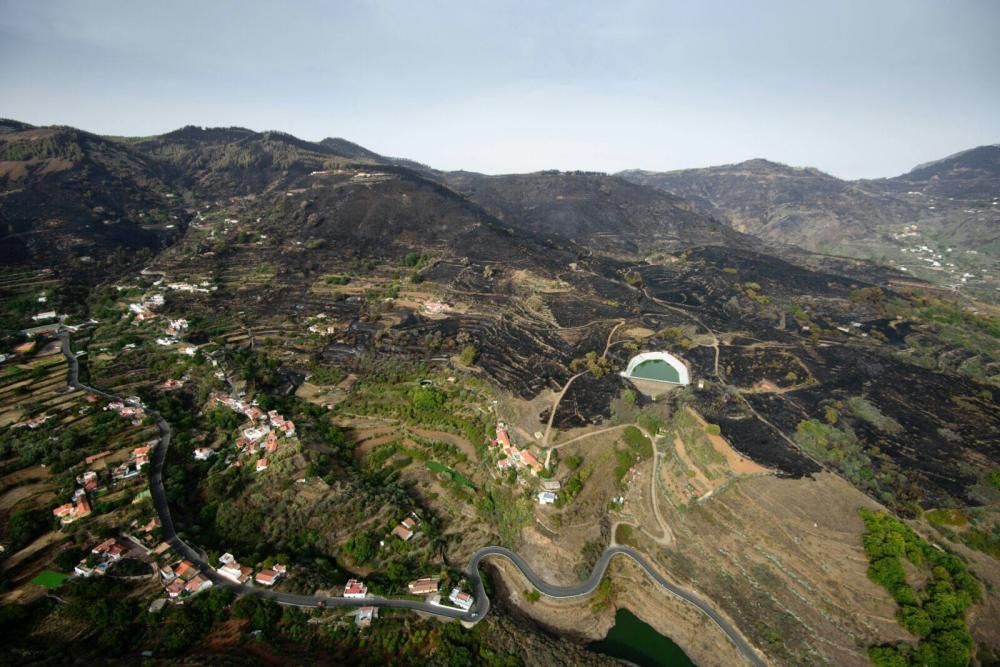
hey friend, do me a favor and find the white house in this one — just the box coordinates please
[449,587,473,611]
[344,579,367,599]
[537,491,557,505]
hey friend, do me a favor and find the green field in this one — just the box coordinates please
[32,570,69,589]
[425,460,475,488]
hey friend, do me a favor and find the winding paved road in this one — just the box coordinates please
[58,332,765,667]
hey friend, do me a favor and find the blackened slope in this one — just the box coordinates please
[258,165,581,267]
[618,160,906,247]
[444,170,745,256]
[135,126,383,196]
[0,124,184,276]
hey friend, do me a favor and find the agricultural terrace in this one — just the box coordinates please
[657,407,770,507]
[0,338,162,604]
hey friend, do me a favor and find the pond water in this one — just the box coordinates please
[589,608,695,666]
[630,358,682,383]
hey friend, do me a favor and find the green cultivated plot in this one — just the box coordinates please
[31,570,69,589]
[426,460,475,488]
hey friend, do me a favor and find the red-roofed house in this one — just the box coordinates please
[185,574,212,594]
[344,579,367,598]
[54,495,91,525]
[92,538,127,560]
[175,560,197,580]
[78,471,99,492]
[520,450,543,473]
[391,524,413,541]
[255,566,287,587]
[85,450,112,465]
[218,562,253,584]
[52,503,74,518]
[166,579,186,598]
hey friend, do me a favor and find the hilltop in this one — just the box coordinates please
[619,147,1000,299]
[0,121,186,281]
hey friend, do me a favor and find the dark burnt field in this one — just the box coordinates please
[122,165,1000,517]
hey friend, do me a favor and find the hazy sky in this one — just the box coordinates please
[2,1,998,178]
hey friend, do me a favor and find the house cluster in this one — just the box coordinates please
[14,413,52,429]
[129,293,164,322]
[158,378,185,391]
[491,423,544,475]
[106,399,145,422]
[111,443,153,483]
[307,315,338,335]
[126,515,162,551]
[217,552,253,583]
[390,516,418,541]
[163,559,213,598]
[74,537,130,577]
[209,392,296,471]
[52,488,92,525]
[166,318,189,336]
[166,281,213,294]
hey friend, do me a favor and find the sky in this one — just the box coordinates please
[1,0,998,178]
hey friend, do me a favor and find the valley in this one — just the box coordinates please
[0,120,998,666]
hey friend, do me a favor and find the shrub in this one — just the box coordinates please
[459,345,478,366]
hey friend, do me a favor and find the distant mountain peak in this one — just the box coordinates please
[901,144,1000,181]
[318,137,384,161]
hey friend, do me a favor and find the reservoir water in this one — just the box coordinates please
[589,608,695,666]
[630,358,682,383]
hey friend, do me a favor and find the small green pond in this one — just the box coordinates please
[589,608,695,666]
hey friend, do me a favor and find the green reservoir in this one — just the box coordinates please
[630,359,682,383]
[589,608,694,666]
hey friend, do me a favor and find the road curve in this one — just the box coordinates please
[58,332,764,667]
